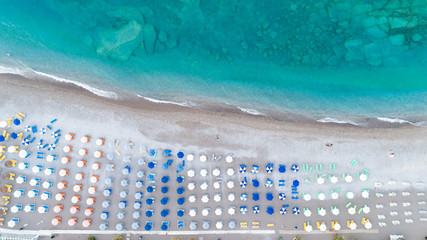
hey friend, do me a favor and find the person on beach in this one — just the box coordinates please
[326,142,333,147]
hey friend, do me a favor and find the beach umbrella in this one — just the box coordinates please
[200,169,208,177]
[68,218,77,226]
[317,177,325,184]
[225,155,233,163]
[52,204,63,213]
[318,192,326,200]
[216,221,223,229]
[103,189,112,197]
[350,222,357,230]
[229,220,236,229]
[0,121,8,128]
[240,177,247,188]
[8,146,18,153]
[331,192,339,199]
[293,180,300,187]
[200,181,208,190]
[202,208,210,216]
[133,211,141,219]
[363,205,370,214]
[267,206,274,215]
[161,197,169,205]
[176,151,184,158]
[82,219,92,228]
[25,204,35,212]
[212,168,220,177]
[319,208,326,216]
[305,225,313,232]
[11,204,22,213]
[6,218,18,228]
[348,207,356,215]
[253,206,260,214]
[100,211,109,220]
[73,184,82,192]
[70,206,79,214]
[102,200,110,208]
[18,162,28,169]
[38,205,48,213]
[278,165,286,173]
[84,208,93,216]
[345,175,353,183]
[91,163,101,171]
[200,155,207,162]
[266,163,273,173]
[22,138,30,146]
[189,209,197,217]
[362,191,370,199]
[201,194,209,203]
[88,186,97,195]
[117,211,125,220]
[44,168,54,176]
[292,207,300,215]
[228,206,236,215]
[251,165,259,174]
[147,186,155,193]
[291,164,299,172]
[13,118,21,126]
[176,176,184,183]
[161,186,169,194]
[77,160,86,168]
[32,165,42,173]
[119,201,127,209]
[240,206,247,214]
[177,197,185,205]
[122,166,130,175]
[146,197,154,205]
[161,209,170,217]
[61,156,70,164]
[133,201,142,209]
[304,209,311,217]
[227,168,235,176]
[177,209,185,217]
[252,179,259,188]
[161,176,170,183]
[215,208,222,216]
[132,221,140,230]
[135,192,143,199]
[334,223,341,230]
[78,149,88,156]
[103,177,113,186]
[64,133,74,141]
[0,135,4,143]
[227,181,234,189]
[203,221,210,230]
[252,193,259,201]
[29,178,40,186]
[13,189,24,198]
[279,206,287,215]
[55,193,64,201]
[71,195,81,204]
[59,169,68,177]
[136,171,144,178]
[145,222,153,231]
[99,222,108,230]
[239,165,246,173]
[187,169,195,177]
[332,208,340,216]
[330,175,338,183]
[54,182,65,192]
[177,187,185,195]
[265,178,273,188]
[121,179,129,187]
[359,173,368,181]
[42,181,52,189]
[51,217,61,226]
[186,153,194,161]
[214,193,221,202]
[120,190,127,198]
[240,193,248,201]
[279,193,286,201]
[136,180,143,188]
[213,181,220,189]
[145,209,153,217]
[189,221,197,230]
[319,223,327,231]
[189,195,196,203]
[148,161,156,169]
[365,221,372,229]
[228,193,235,201]
[94,150,103,159]
[266,193,273,201]
[41,192,51,200]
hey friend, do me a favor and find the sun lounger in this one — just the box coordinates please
[177,220,185,228]
[267,223,274,227]
[240,222,248,228]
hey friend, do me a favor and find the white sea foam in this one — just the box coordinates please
[237,107,265,116]
[0,65,118,99]
[317,117,359,126]
[140,95,196,107]
[376,117,412,124]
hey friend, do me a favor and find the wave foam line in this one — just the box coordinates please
[139,95,196,107]
[376,117,426,126]
[237,107,265,116]
[317,117,360,126]
[0,65,118,99]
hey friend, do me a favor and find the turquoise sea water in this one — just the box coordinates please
[0,0,427,126]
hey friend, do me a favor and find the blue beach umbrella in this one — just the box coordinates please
[240,206,247,214]
[161,222,169,230]
[148,161,156,169]
[135,192,143,199]
[10,132,18,139]
[253,206,260,214]
[240,177,247,188]
[279,165,286,173]
[266,193,273,201]
[145,222,153,231]
[292,180,300,187]
[13,119,21,126]
[292,207,300,215]
[25,125,31,132]
[147,186,155,193]
[240,193,248,201]
[145,209,153,217]
[177,187,185,194]
[149,149,156,156]
[163,149,172,157]
[0,135,4,142]
[161,197,169,205]
[177,197,185,205]
[161,187,169,194]
[252,179,259,188]
[279,193,286,200]
[161,176,170,183]
[146,197,154,205]
[252,193,259,201]
[162,162,169,170]
[239,165,246,173]
[265,178,273,188]
[280,207,287,215]
[267,206,274,215]
[134,201,142,209]
[161,209,170,217]
[251,165,259,174]
[147,173,155,181]
[177,209,185,217]
[177,151,184,158]
[176,176,184,183]
[291,164,299,172]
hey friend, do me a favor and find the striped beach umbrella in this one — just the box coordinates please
[239,165,246,173]
[292,207,300,215]
[266,163,274,173]
[253,206,260,214]
[251,165,259,174]
[240,193,248,201]
[265,178,273,188]
[280,206,287,215]
[291,164,299,172]
[240,177,247,188]
[240,206,247,214]
[279,193,286,200]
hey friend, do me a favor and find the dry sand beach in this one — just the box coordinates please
[0,73,426,240]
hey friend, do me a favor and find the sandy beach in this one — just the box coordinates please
[0,73,426,240]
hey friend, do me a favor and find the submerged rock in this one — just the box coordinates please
[388,17,408,29]
[389,34,405,46]
[143,24,157,55]
[412,33,422,42]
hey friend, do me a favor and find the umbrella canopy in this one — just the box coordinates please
[80,136,90,143]
[132,221,140,230]
[177,209,185,217]
[203,221,210,230]
[177,187,185,195]
[240,177,247,188]
[161,198,169,205]
[267,206,274,215]
[119,201,127,209]
[91,163,101,171]
[266,193,273,201]
[265,178,273,188]
[189,221,197,230]
[212,168,220,176]
[216,221,223,229]
[122,166,130,175]
[225,155,233,163]
[41,192,50,200]
[228,193,235,201]
[317,177,325,184]
[77,160,86,168]
[161,209,170,217]
[279,193,286,200]
[59,169,68,177]
[11,204,22,213]
[278,165,286,173]
[330,175,338,183]
[75,173,84,181]
[253,206,260,214]
[187,169,195,177]
[363,205,370,214]
[104,189,112,197]
[161,187,169,194]
[228,206,236,215]
[200,155,207,162]
[102,200,110,208]
[320,223,327,231]
[145,209,153,217]
[176,176,184,183]
[227,181,234,189]
[280,207,287,215]
[189,209,197,217]
[266,163,273,173]
[177,197,185,205]
[100,211,109,220]
[291,164,299,172]
[70,206,79,214]
[43,181,52,189]
[252,193,259,201]
[88,186,97,195]
[214,194,221,202]
[18,162,28,169]
[187,153,194,161]
[240,206,247,214]
[227,168,235,176]
[331,192,339,199]
[200,182,208,190]
[189,195,196,203]
[239,165,246,173]
[148,162,156,169]
[117,211,125,219]
[334,223,341,230]
[332,208,340,215]
[147,186,155,193]
[200,169,208,177]
[202,208,210,216]
[121,179,129,187]
[365,221,372,229]
[51,217,61,226]
[359,173,368,181]
[68,218,77,226]
[120,190,127,198]
[240,193,248,201]
[82,219,91,228]
[73,184,82,192]
[32,165,42,173]
[350,222,357,230]
[13,189,24,198]
[345,175,353,183]
[144,222,153,231]
[304,209,311,217]
[251,165,259,174]
[318,193,326,200]
[252,179,259,188]
[16,176,27,184]
[319,208,326,216]
[24,204,35,212]
[61,156,70,164]
[292,207,300,215]
[213,181,220,189]
[136,180,143,188]
[293,180,300,187]
[229,220,236,229]
[38,205,48,213]
[362,191,370,199]
[305,225,313,232]
[161,176,170,183]
[133,211,141,219]
[135,192,143,199]
[146,198,154,205]
[215,208,222,216]
[348,207,356,215]
[99,222,108,230]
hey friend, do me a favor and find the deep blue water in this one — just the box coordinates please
[1,0,427,126]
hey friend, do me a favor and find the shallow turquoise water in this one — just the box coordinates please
[0,0,427,125]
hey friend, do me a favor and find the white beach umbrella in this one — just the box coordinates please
[212,168,220,176]
[27,190,37,198]
[319,223,327,231]
[11,205,21,213]
[65,133,74,141]
[92,163,100,170]
[61,157,70,164]
[350,222,357,230]
[216,221,223,229]
[71,196,80,204]
[213,181,220,189]
[227,181,234,189]
[73,184,82,192]
[46,155,55,162]
[362,191,370,198]
[345,175,353,183]
[18,162,28,170]
[16,176,26,184]
[317,177,325,184]
[318,193,326,200]
[346,192,354,199]
[29,178,39,186]
[202,208,210,216]
[53,205,63,213]
[88,187,97,195]
[32,166,42,173]
[228,206,236,215]
[200,181,208,190]
[189,195,196,203]
[13,190,24,198]
[331,192,339,199]
[42,181,52,189]
[8,146,17,153]
[59,169,68,177]
[40,192,50,200]
[75,173,84,181]
[330,175,338,183]
[187,169,195,178]
[0,121,7,128]
[201,194,209,203]
[365,221,372,229]
[7,220,16,228]
[214,194,222,202]
[63,146,72,153]
[200,169,208,177]
[79,149,88,156]
[334,223,341,230]
[348,207,356,215]
[55,193,64,201]
[189,209,197,217]
[24,204,34,212]
[85,208,93,216]
[305,225,313,232]
[44,168,54,176]
[86,198,95,205]
[38,206,48,214]
[228,193,235,201]
[186,154,194,161]
[215,208,222,216]
[225,155,233,163]
[304,209,312,217]
[77,160,86,168]
[304,194,312,201]
[82,219,91,228]
[332,208,340,216]
[94,151,102,158]
[90,175,99,183]
[18,150,28,159]
[227,168,234,176]
[359,173,367,181]
[95,138,104,146]
[68,218,77,226]
[188,182,195,190]
[319,208,326,216]
[200,155,207,162]
[363,206,370,214]
[80,136,90,143]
